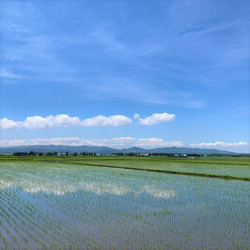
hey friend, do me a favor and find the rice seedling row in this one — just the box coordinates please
[55,157,250,179]
[0,161,249,249]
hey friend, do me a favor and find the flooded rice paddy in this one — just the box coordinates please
[0,161,249,249]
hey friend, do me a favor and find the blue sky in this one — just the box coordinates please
[0,0,249,153]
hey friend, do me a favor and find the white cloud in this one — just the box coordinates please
[190,141,249,153]
[0,118,20,130]
[0,138,86,147]
[2,112,175,130]
[0,137,183,149]
[2,137,248,153]
[0,67,24,79]
[190,141,248,147]
[0,114,132,130]
[21,114,80,129]
[91,137,183,149]
[134,112,176,125]
[81,115,132,127]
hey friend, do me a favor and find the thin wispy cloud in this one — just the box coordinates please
[0,68,25,79]
[82,76,206,108]
[3,1,245,100]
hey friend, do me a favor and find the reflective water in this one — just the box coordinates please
[0,162,249,249]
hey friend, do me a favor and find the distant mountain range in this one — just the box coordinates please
[0,144,243,155]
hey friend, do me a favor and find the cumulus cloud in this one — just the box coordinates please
[190,141,249,153]
[0,137,183,149]
[21,114,81,129]
[0,113,175,129]
[0,118,21,130]
[81,115,132,126]
[134,112,175,125]
[190,141,248,147]
[0,114,132,130]
[110,137,183,148]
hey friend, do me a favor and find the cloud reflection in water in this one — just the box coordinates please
[0,178,176,199]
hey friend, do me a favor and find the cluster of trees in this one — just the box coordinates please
[13,151,58,156]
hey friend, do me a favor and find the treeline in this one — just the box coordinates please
[13,151,58,156]
[12,151,249,157]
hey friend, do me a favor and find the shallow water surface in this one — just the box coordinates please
[0,162,249,249]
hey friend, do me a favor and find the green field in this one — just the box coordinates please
[1,155,249,180]
[0,156,249,249]
[56,156,250,180]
